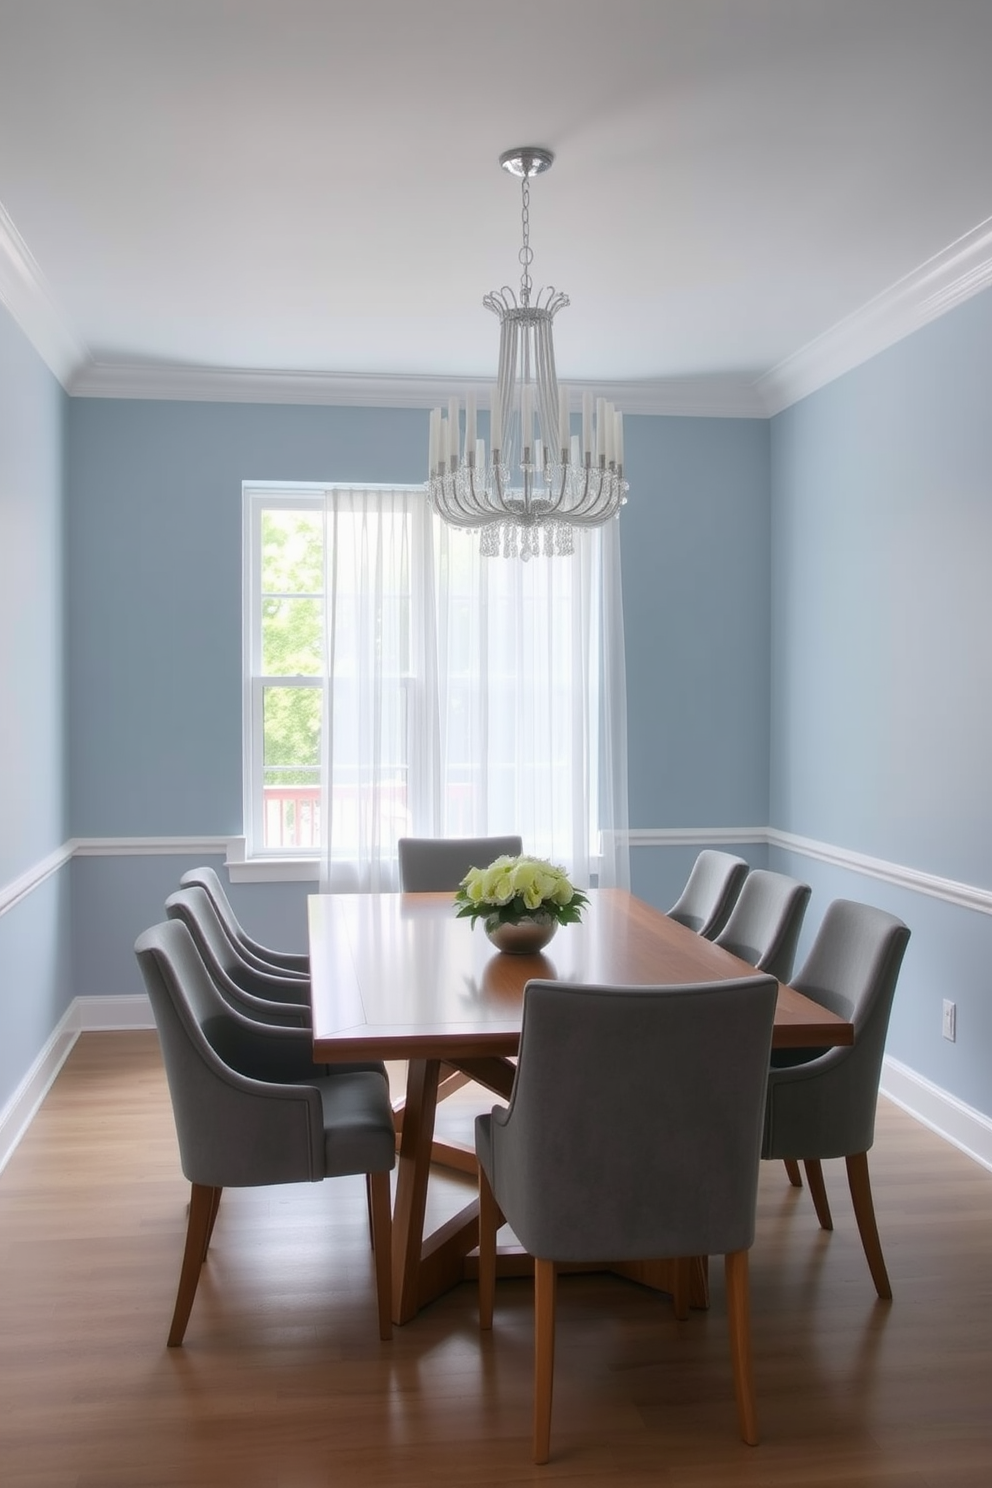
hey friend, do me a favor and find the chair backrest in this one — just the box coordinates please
[134,920,325,1188]
[179,865,309,977]
[485,975,778,1263]
[667,850,749,938]
[179,864,247,953]
[165,886,309,1019]
[714,868,811,983]
[763,899,911,1158]
[397,835,523,891]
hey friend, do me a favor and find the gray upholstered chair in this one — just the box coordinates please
[180,864,310,978]
[713,868,812,983]
[476,974,779,1461]
[763,898,911,1299]
[165,886,310,1026]
[397,834,523,891]
[134,918,395,1344]
[667,849,749,938]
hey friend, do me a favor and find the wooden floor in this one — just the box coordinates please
[2,1034,992,1487]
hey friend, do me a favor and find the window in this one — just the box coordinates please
[243,483,629,890]
[244,485,427,859]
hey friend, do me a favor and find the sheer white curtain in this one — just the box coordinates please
[431,520,629,889]
[319,487,438,892]
[320,486,629,893]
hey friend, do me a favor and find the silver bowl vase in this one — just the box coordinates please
[484,914,558,955]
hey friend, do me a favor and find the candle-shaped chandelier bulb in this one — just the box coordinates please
[426,147,628,559]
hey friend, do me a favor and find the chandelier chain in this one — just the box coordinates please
[518,176,533,305]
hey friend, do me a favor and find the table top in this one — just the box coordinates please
[308,888,853,1061]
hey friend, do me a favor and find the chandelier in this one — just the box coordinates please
[427,147,628,559]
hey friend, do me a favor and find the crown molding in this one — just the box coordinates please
[758,213,992,415]
[67,360,767,417]
[0,200,88,387]
[69,363,479,407]
[5,179,992,418]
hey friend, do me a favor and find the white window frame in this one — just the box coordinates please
[241,483,326,874]
[238,482,428,878]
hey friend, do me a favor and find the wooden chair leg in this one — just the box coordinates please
[689,1253,710,1310]
[846,1151,892,1300]
[724,1249,759,1446]
[201,1186,222,1260]
[168,1182,218,1347]
[533,1258,557,1465]
[783,1159,803,1188]
[367,1169,394,1339]
[803,1159,833,1230]
[671,1256,690,1321]
[478,1164,502,1330]
[365,1173,375,1250]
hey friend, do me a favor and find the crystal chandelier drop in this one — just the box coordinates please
[427,147,628,559]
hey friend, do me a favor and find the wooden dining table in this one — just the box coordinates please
[308,887,854,1326]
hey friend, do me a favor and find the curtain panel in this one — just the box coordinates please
[320,487,628,893]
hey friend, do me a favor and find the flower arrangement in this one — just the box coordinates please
[454,854,589,930]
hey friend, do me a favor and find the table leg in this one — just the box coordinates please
[391,1058,442,1325]
[388,1054,529,1323]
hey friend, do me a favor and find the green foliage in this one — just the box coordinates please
[261,512,324,772]
[263,686,321,771]
[262,597,323,676]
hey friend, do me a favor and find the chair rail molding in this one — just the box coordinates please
[628,826,767,848]
[630,827,992,916]
[7,830,991,917]
[764,829,992,917]
[1,837,229,916]
[0,842,74,917]
[70,835,231,857]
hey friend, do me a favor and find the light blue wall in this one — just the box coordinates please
[769,285,992,1113]
[0,309,67,876]
[65,401,771,843]
[70,850,311,1002]
[623,416,770,830]
[66,400,425,837]
[0,304,73,1109]
[9,278,992,1127]
[622,414,771,908]
[64,399,772,1000]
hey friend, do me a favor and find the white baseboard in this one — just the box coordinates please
[881,1055,992,1174]
[77,993,154,1030]
[2,997,988,1185]
[0,1004,78,1175]
[0,994,154,1176]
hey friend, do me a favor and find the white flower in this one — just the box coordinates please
[453,853,588,928]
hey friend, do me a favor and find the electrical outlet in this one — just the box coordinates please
[942,999,956,1042]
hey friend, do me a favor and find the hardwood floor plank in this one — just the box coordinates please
[1,1032,992,1485]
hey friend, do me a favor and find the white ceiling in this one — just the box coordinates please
[2,0,992,414]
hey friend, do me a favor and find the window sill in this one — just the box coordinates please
[225,840,320,884]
